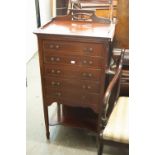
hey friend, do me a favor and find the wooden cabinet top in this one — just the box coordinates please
[34,10,115,41]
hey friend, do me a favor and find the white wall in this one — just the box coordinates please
[26,0,37,62]
[26,0,53,62]
[39,0,52,25]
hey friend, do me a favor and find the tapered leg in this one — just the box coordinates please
[98,140,104,155]
[97,121,104,155]
[57,103,61,122]
[43,104,50,139]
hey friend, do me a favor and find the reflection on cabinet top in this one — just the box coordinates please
[34,10,115,40]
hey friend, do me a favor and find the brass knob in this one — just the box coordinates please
[56,57,60,61]
[89,48,93,52]
[57,82,60,86]
[51,69,55,73]
[51,81,55,85]
[57,70,61,74]
[56,45,60,49]
[53,92,61,97]
[49,44,54,48]
[87,86,91,89]
[89,61,93,64]
[84,47,93,53]
[83,60,87,64]
[88,73,92,77]
[51,57,54,61]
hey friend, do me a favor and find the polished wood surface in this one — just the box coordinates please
[36,20,114,38]
[44,77,100,93]
[34,15,115,39]
[35,13,115,139]
[114,0,129,49]
[43,40,108,57]
[44,54,105,68]
[44,65,103,81]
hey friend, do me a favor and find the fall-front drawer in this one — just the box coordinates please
[44,65,103,81]
[45,88,100,106]
[43,40,106,57]
[44,77,101,93]
[44,54,105,68]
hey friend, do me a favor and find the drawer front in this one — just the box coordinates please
[45,88,100,106]
[44,77,100,93]
[43,40,106,57]
[44,54,104,68]
[44,65,103,81]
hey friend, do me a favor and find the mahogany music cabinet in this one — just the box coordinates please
[34,10,115,139]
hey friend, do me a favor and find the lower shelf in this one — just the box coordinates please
[49,104,98,132]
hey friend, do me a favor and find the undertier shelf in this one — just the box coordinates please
[49,105,98,132]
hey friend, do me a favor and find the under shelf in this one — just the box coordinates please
[49,104,98,132]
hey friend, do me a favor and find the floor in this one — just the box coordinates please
[26,53,128,155]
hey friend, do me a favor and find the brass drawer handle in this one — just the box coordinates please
[51,81,61,86]
[57,70,61,74]
[55,45,60,49]
[57,82,60,86]
[51,69,55,73]
[49,44,60,49]
[83,60,93,65]
[82,85,91,89]
[52,92,61,97]
[56,57,60,61]
[82,73,93,78]
[89,61,93,65]
[51,81,56,86]
[84,47,93,53]
[83,60,87,64]
[89,48,93,52]
[51,70,61,74]
[50,57,60,62]
[51,57,54,61]
[88,73,92,77]
[87,86,91,89]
